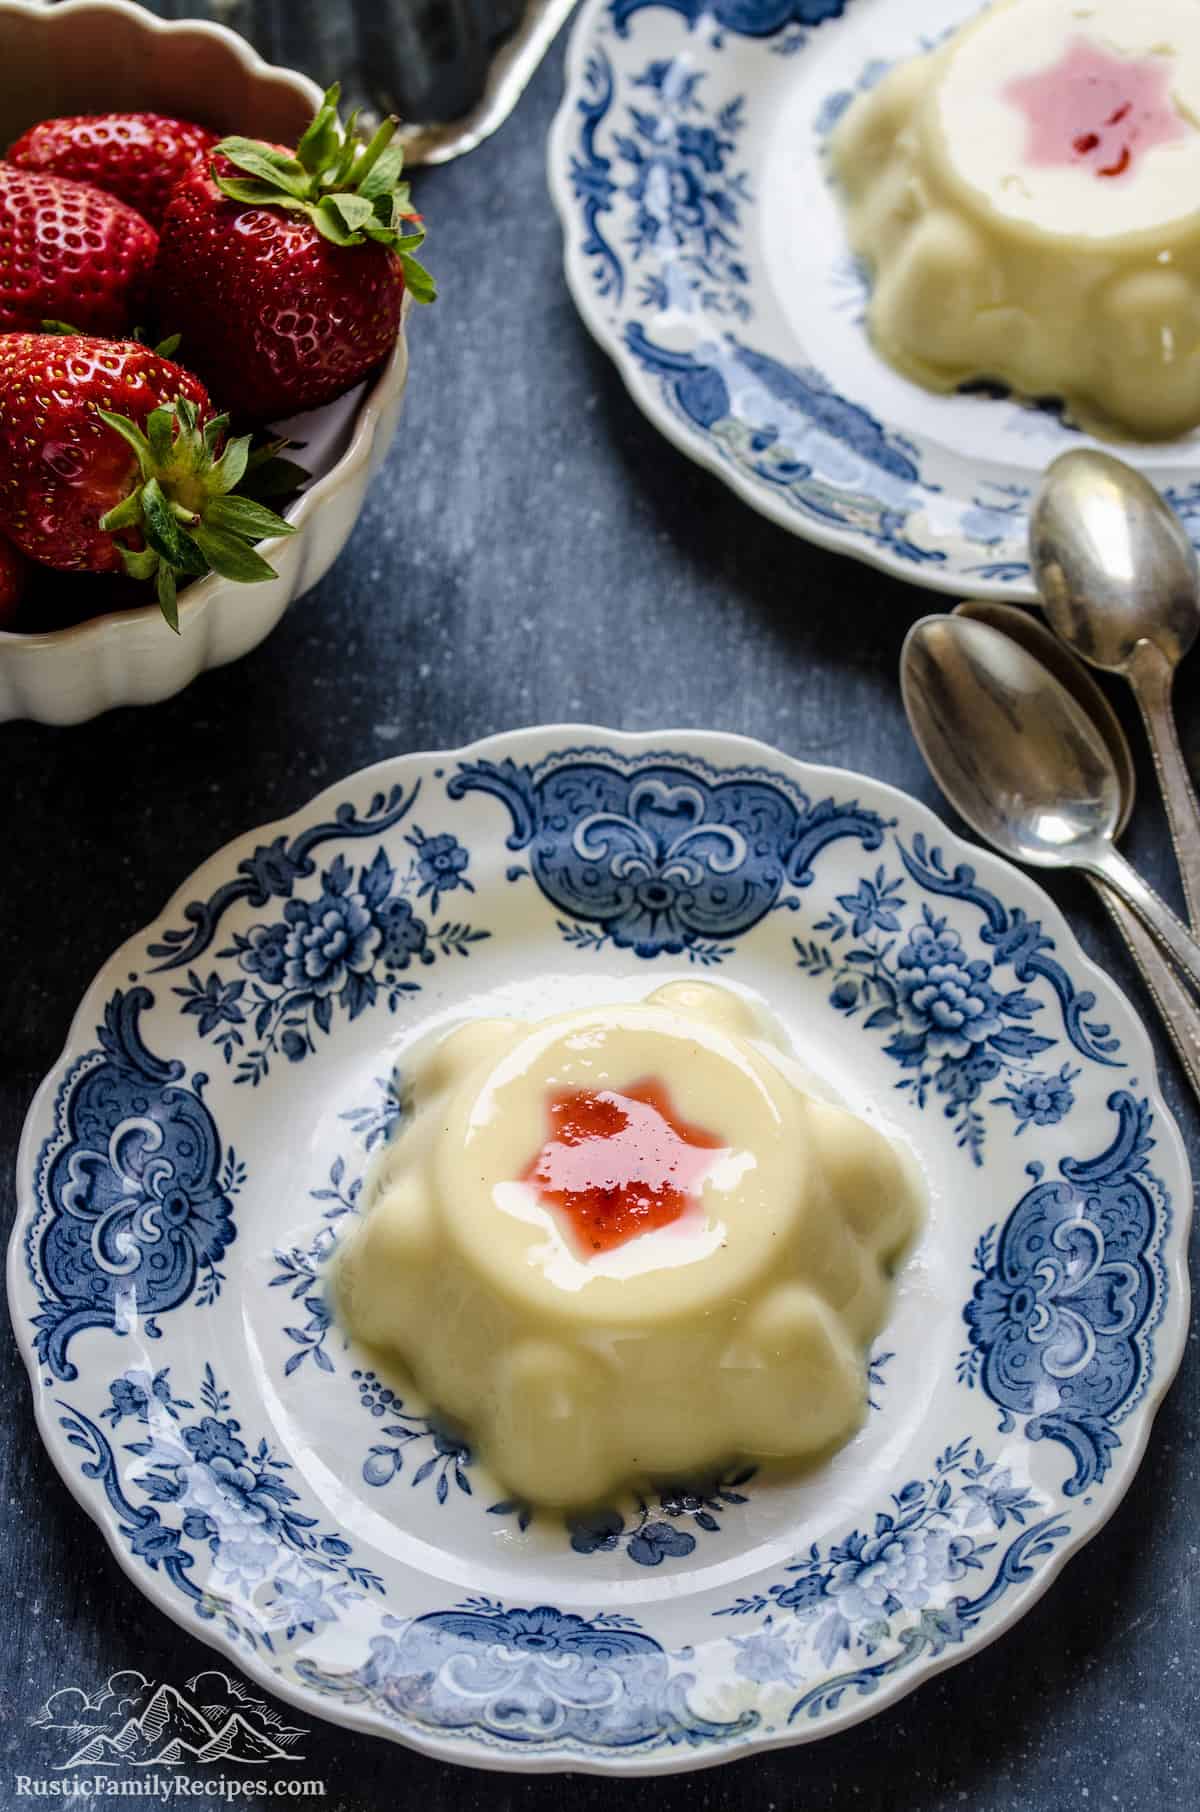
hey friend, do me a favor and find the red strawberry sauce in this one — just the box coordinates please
[521,1080,724,1254]
[1004,36,1187,179]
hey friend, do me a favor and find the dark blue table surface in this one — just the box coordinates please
[2,14,1198,1809]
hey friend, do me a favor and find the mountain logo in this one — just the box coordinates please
[30,1669,308,1769]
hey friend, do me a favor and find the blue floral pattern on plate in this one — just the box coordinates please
[10,730,1191,1771]
[28,988,240,1379]
[611,2,848,36]
[792,832,1127,1162]
[551,0,1200,597]
[168,828,486,1085]
[716,1437,1050,1666]
[449,749,890,956]
[961,1093,1168,1493]
[582,55,754,317]
[297,1598,758,1752]
[60,1362,382,1655]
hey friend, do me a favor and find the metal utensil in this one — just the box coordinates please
[954,600,1200,1102]
[953,600,1136,831]
[162,2,576,164]
[900,613,1200,996]
[396,0,578,164]
[1030,447,1200,923]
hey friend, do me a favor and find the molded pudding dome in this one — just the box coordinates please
[333,982,922,1507]
[831,0,1200,439]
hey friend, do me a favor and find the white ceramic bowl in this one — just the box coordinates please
[0,0,411,726]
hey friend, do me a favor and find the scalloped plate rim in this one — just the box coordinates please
[544,83,971,602]
[545,0,1200,603]
[8,721,1194,1774]
[543,1,1001,601]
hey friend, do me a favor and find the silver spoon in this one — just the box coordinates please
[954,600,1200,1102]
[953,600,1136,827]
[1030,448,1200,924]
[900,614,1200,998]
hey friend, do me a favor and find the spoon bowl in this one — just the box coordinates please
[921,608,1200,1107]
[901,612,1200,1000]
[1030,446,1200,923]
[1030,449,1199,671]
[901,615,1124,868]
[952,599,1136,837]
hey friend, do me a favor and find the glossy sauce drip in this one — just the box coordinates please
[522,1079,724,1254]
[1004,35,1188,179]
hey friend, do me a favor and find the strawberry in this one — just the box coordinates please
[0,531,25,628]
[0,163,157,336]
[8,112,217,230]
[154,84,434,424]
[0,332,297,628]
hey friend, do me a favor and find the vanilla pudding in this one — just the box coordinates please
[831,0,1200,438]
[333,981,922,1508]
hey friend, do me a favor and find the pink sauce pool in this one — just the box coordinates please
[1004,35,1188,179]
[521,1079,725,1255]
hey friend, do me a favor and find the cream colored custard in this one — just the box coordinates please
[333,982,922,1508]
[830,0,1200,439]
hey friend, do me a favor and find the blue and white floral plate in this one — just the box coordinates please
[548,1,1200,597]
[9,726,1191,1773]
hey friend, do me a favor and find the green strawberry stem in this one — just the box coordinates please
[96,397,298,631]
[213,83,436,304]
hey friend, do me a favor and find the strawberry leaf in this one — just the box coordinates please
[96,408,154,477]
[141,478,207,575]
[95,399,300,626]
[212,176,310,209]
[191,523,280,582]
[98,491,143,534]
[245,435,295,467]
[331,130,359,188]
[311,200,363,247]
[348,116,400,190]
[209,434,251,496]
[325,192,376,236]
[157,563,180,633]
[210,84,435,299]
[216,138,309,197]
[297,84,343,174]
[146,407,176,466]
[204,494,294,541]
[119,546,159,582]
[397,252,437,304]
[239,455,309,500]
[359,142,407,202]
[340,108,362,162]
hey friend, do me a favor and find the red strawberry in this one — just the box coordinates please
[154,84,434,424]
[0,531,26,627]
[0,163,157,336]
[0,332,297,627]
[8,112,217,230]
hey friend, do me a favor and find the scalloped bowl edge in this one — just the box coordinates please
[0,0,411,726]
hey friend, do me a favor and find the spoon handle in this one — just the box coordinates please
[1127,638,1200,928]
[1089,844,1200,994]
[1089,877,1200,1108]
